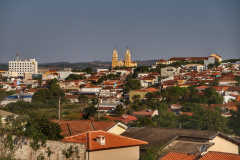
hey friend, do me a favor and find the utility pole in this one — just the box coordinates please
[97,93,100,121]
[58,95,61,120]
[98,94,99,121]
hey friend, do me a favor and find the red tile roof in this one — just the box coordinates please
[116,115,138,123]
[196,86,209,90]
[168,57,208,61]
[51,120,118,137]
[132,110,157,117]
[199,151,240,160]
[146,87,158,92]
[180,112,194,116]
[63,130,148,151]
[213,86,229,91]
[157,59,166,62]
[161,152,199,160]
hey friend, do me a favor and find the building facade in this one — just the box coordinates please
[9,54,38,76]
[112,48,137,69]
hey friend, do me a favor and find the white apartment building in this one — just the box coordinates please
[9,58,38,76]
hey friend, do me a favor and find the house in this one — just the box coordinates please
[167,57,209,65]
[184,64,204,72]
[162,80,178,88]
[204,53,222,70]
[225,86,240,96]
[161,67,180,77]
[52,120,128,136]
[81,84,101,94]
[140,76,157,87]
[122,127,240,155]
[212,86,228,95]
[63,130,148,160]
[132,109,158,118]
[156,59,167,65]
[170,104,183,115]
[97,103,124,113]
[65,95,80,103]
[116,115,138,123]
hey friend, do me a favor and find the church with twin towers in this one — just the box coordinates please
[111,47,137,69]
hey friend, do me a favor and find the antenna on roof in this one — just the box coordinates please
[198,144,206,153]
[17,52,19,61]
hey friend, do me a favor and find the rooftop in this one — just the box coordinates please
[63,130,148,151]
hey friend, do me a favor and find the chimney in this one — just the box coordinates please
[96,135,105,145]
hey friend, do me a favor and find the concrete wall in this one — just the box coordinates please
[87,146,140,160]
[0,135,86,160]
[209,135,239,154]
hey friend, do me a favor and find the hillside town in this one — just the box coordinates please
[0,49,240,160]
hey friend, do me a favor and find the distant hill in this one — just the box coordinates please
[0,60,157,71]
[0,63,8,71]
[39,60,157,70]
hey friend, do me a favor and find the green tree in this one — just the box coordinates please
[136,116,156,127]
[78,95,89,109]
[47,78,58,86]
[66,74,84,81]
[0,90,7,102]
[83,67,92,74]
[207,63,214,69]
[84,105,97,119]
[25,112,64,149]
[182,103,203,112]
[227,104,240,136]
[124,76,141,93]
[115,104,125,116]
[142,145,174,160]
[152,112,179,128]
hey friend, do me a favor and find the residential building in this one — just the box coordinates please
[122,127,240,155]
[63,130,148,160]
[204,54,223,70]
[161,66,180,77]
[132,109,158,117]
[52,120,128,136]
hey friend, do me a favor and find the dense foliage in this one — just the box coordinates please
[124,75,141,93]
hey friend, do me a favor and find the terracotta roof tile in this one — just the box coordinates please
[132,110,156,116]
[180,112,194,116]
[51,120,117,137]
[157,59,166,62]
[63,130,148,151]
[116,115,138,122]
[199,151,240,160]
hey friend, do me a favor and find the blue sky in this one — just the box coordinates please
[0,0,239,63]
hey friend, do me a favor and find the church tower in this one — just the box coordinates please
[112,47,118,69]
[124,47,131,67]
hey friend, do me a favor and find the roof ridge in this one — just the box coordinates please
[90,121,95,131]
[97,130,148,144]
[67,122,73,136]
